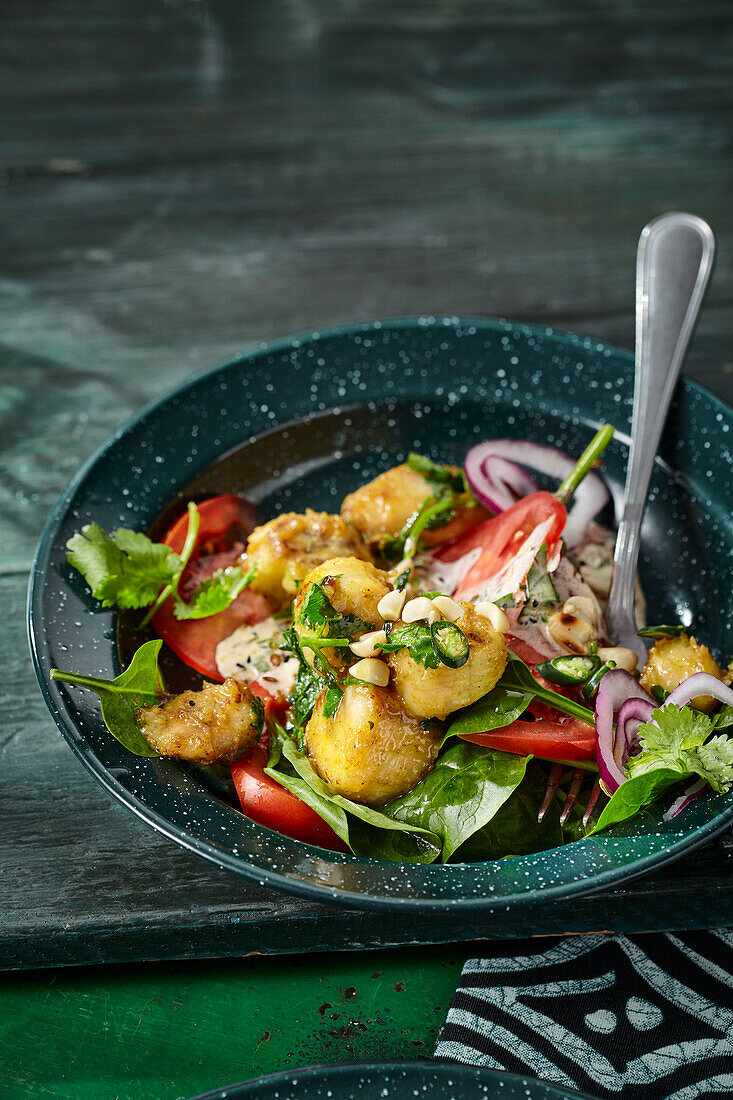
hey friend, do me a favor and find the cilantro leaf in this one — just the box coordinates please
[380,622,441,669]
[713,704,733,731]
[592,703,733,836]
[296,581,372,641]
[67,523,179,609]
[172,563,256,621]
[627,704,733,792]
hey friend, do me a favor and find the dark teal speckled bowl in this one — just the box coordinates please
[28,318,733,911]
[187,1062,596,1100]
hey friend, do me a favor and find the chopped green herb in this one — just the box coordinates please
[394,569,411,591]
[380,622,441,670]
[628,705,733,793]
[406,453,466,493]
[638,624,687,639]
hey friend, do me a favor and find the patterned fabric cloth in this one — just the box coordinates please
[435,931,733,1099]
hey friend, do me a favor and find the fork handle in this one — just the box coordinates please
[605,213,715,650]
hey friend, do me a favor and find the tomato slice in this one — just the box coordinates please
[459,658,596,761]
[435,491,566,604]
[230,685,347,851]
[461,709,596,761]
[152,494,271,680]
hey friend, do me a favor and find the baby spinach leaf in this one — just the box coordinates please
[588,769,683,835]
[385,740,531,862]
[265,732,441,862]
[452,761,564,861]
[50,640,165,757]
[445,685,534,741]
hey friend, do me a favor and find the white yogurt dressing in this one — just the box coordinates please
[215,617,299,699]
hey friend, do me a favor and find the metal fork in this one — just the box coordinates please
[540,213,715,827]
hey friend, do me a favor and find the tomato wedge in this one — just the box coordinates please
[152,494,271,680]
[230,685,347,851]
[435,491,566,604]
[460,657,596,761]
[461,705,597,762]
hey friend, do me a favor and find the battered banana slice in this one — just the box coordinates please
[137,678,262,765]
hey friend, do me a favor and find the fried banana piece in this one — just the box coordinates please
[292,555,391,670]
[137,678,262,764]
[388,602,507,720]
[305,683,441,805]
[341,463,487,551]
[640,634,726,712]
[245,509,371,610]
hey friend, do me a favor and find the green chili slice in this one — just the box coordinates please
[535,654,600,686]
[582,659,617,699]
[430,620,470,669]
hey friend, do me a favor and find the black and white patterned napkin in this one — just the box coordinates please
[435,931,733,1099]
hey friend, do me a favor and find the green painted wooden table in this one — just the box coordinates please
[3,1,733,1096]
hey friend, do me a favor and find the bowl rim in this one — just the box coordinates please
[27,315,733,912]
[186,1060,598,1100]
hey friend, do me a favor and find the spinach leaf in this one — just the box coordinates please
[50,639,164,757]
[265,732,441,862]
[385,740,531,861]
[588,768,683,835]
[445,685,534,741]
[452,761,564,861]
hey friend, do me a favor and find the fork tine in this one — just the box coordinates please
[538,763,564,822]
[559,768,585,825]
[582,777,602,827]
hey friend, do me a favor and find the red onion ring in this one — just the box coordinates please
[615,697,655,764]
[594,671,655,794]
[664,673,733,711]
[663,777,708,822]
[464,439,610,547]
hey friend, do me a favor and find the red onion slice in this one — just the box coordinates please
[663,777,708,822]
[595,671,655,794]
[616,696,655,764]
[664,673,733,711]
[464,439,610,547]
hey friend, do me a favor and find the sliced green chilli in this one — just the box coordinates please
[582,659,617,700]
[431,620,469,669]
[535,654,600,686]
